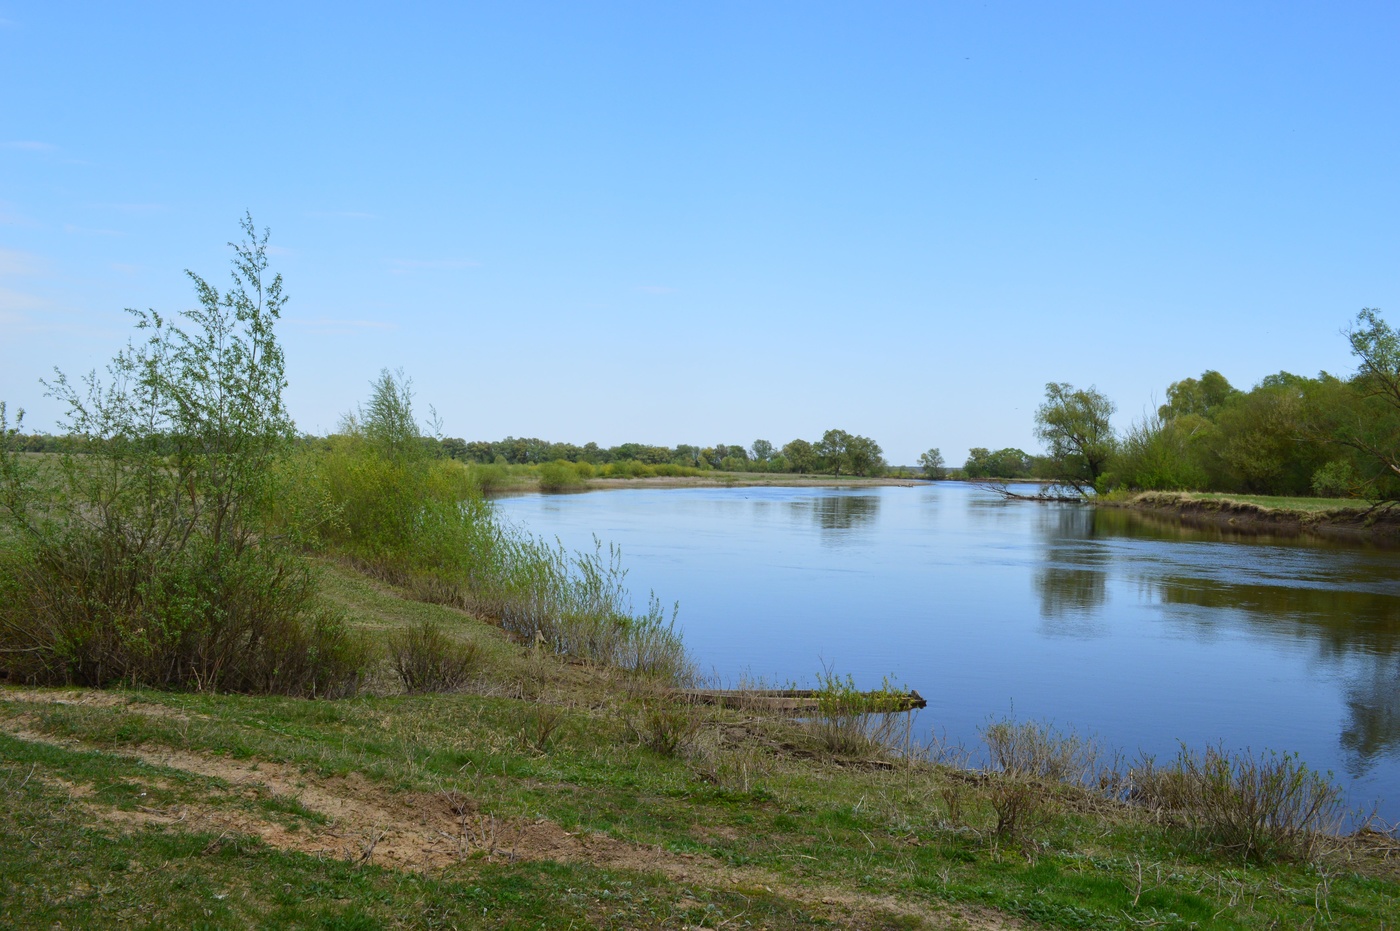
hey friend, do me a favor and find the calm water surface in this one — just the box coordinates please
[494,483,1400,818]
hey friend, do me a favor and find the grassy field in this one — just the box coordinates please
[2,561,1398,929]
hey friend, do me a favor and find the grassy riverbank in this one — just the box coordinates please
[1106,491,1400,544]
[2,560,1397,930]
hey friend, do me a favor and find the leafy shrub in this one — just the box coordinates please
[1311,460,1360,498]
[466,461,514,495]
[0,218,369,697]
[986,778,1052,843]
[1131,744,1344,862]
[538,460,585,492]
[628,700,703,756]
[387,620,481,693]
[808,670,913,758]
[980,717,1102,784]
[601,459,645,478]
[0,532,367,695]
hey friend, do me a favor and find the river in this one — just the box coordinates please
[493,482,1400,820]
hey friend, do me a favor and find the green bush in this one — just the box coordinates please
[538,460,585,492]
[1131,744,1343,862]
[0,531,367,695]
[601,459,645,478]
[980,717,1103,784]
[387,620,481,693]
[466,460,514,494]
[0,218,369,697]
[1311,460,1361,498]
[808,670,912,758]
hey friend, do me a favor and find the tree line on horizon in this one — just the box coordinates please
[1025,308,1400,502]
[436,430,889,478]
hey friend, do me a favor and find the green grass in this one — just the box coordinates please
[1,561,1397,929]
[1183,492,1370,513]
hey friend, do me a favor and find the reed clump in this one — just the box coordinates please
[1131,743,1344,862]
[628,699,705,757]
[977,717,1107,843]
[388,620,482,693]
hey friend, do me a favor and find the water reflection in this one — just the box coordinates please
[1149,574,1400,655]
[1098,508,1400,780]
[1342,656,1400,776]
[1032,506,1109,631]
[787,493,880,538]
[1019,502,1400,777]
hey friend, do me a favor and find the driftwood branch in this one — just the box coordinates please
[975,482,1086,503]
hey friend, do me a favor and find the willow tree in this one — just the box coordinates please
[1034,382,1117,496]
[0,216,365,693]
[1338,308,1400,501]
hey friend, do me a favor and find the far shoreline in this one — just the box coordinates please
[494,474,1400,545]
[488,473,925,496]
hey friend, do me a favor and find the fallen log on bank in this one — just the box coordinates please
[679,688,927,713]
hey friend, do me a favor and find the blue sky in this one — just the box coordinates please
[2,2,1397,464]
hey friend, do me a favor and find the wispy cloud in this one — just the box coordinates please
[0,248,45,276]
[285,316,398,335]
[88,203,167,214]
[109,262,141,276]
[263,244,294,257]
[0,286,49,314]
[635,284,677,295]
[64,224,125,237]
[305,210,376,220]
[1,140,55,152]
[0,202,32,226]
[388,258,480,275]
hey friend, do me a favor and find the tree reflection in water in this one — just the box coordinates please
[1096,507,1400,779]
[788,493,880,538]
[1342,655,1400,777]
[1032,506,1109,633]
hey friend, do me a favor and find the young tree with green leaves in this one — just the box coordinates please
[782,438,816,473]
[1034,382,1118,495]
[917,448,946,479]
[0,215,365,693]
[963,447,1035,480]
[1337,308,1400,501]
